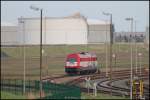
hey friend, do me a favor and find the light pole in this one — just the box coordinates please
[134,20,138,74]
[102,12,110,77]
[103,18,108,77]
[138,53,142,76]
[19,17,26,94]
[103,12,113,95]
[44,17,48,76]
[125,17,133,99]
[30,6,43,99]
[112,54,116,69]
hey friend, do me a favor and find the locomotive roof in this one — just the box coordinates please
[67,52,97,57]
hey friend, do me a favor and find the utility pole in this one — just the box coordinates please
[103,12,113,95]
[110,13,113,96]
[40,8,43,99]
[19,17,26,94]
[125,17,134,99]
[30,6,43,99]
[138,53,142,76]
[105,19,108,77]
[102,13,109,77]
[135,20,138,74]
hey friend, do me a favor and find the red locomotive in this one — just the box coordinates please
[65,52,98,74]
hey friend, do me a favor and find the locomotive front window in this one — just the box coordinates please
[67,58,76,63]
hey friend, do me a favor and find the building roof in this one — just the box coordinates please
[18,12,86,20]
[87,19,110,25]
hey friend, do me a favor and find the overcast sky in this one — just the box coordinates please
[1,1,149,32]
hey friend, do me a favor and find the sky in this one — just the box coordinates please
[1,1,149,32]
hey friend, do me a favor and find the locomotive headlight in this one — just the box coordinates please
[74,62,77,66]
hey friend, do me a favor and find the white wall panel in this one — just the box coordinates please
[19,17,87,45]
[1,26,20,45]
[88,31,110,43]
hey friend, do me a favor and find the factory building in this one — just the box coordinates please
[1,13,113,45]
[115,32,145,42]
[1,23,20,46]
[87,19,111,43]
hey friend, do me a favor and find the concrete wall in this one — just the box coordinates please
[1,26,20,45]
[88,24,111,44]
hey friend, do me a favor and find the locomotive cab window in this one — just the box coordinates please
[67,58,77,63]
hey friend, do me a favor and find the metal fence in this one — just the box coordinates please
[1,79,81,99]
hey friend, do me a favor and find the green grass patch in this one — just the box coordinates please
[1,91,26,99]
[1,44,149,79]
[1,44,148,58]
[81,92,129,99]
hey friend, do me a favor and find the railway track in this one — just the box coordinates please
[66,68,147,84]
[41,68,149,99]
[41,67,148,82]
[64,68,149,99]
[97,74,148,96]
[1,67,149,99]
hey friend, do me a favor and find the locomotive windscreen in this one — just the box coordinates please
[67,58,76,63]
[66,58,78,66]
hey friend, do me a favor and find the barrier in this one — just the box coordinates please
[1,79,81,99]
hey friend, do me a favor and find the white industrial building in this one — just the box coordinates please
[87,19,111,43]
[1,13,113,45]
[1,23,20,46]
[18,13,88,45]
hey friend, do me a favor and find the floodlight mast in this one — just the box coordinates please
[125,17,134,100]
[103,11,113,95]
[30,5,43,99]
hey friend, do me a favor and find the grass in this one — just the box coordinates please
[1,91,26,99]
[0,91,128,99]
[1,43,149,80]
[81,92,129,99]
[1,44,148,58]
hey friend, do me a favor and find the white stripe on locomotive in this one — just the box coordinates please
[80,61,97,67]
[66,62,77,66]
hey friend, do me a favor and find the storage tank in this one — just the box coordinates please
[18,13,88,45]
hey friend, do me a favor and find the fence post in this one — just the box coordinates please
[9,79,11,93]
[34,80,36,93]
[22,79,23,95]
[29,80,31,92]
[1,79,2,90]
[15,79,17,94]
[1,79,3,91]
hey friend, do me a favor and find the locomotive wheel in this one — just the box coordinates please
[82,71,85,75]
[87,70,90,75]
[84,70,87,75]
[80,71,84,75]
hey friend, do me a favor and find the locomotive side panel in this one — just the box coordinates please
[79,54,97,73]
